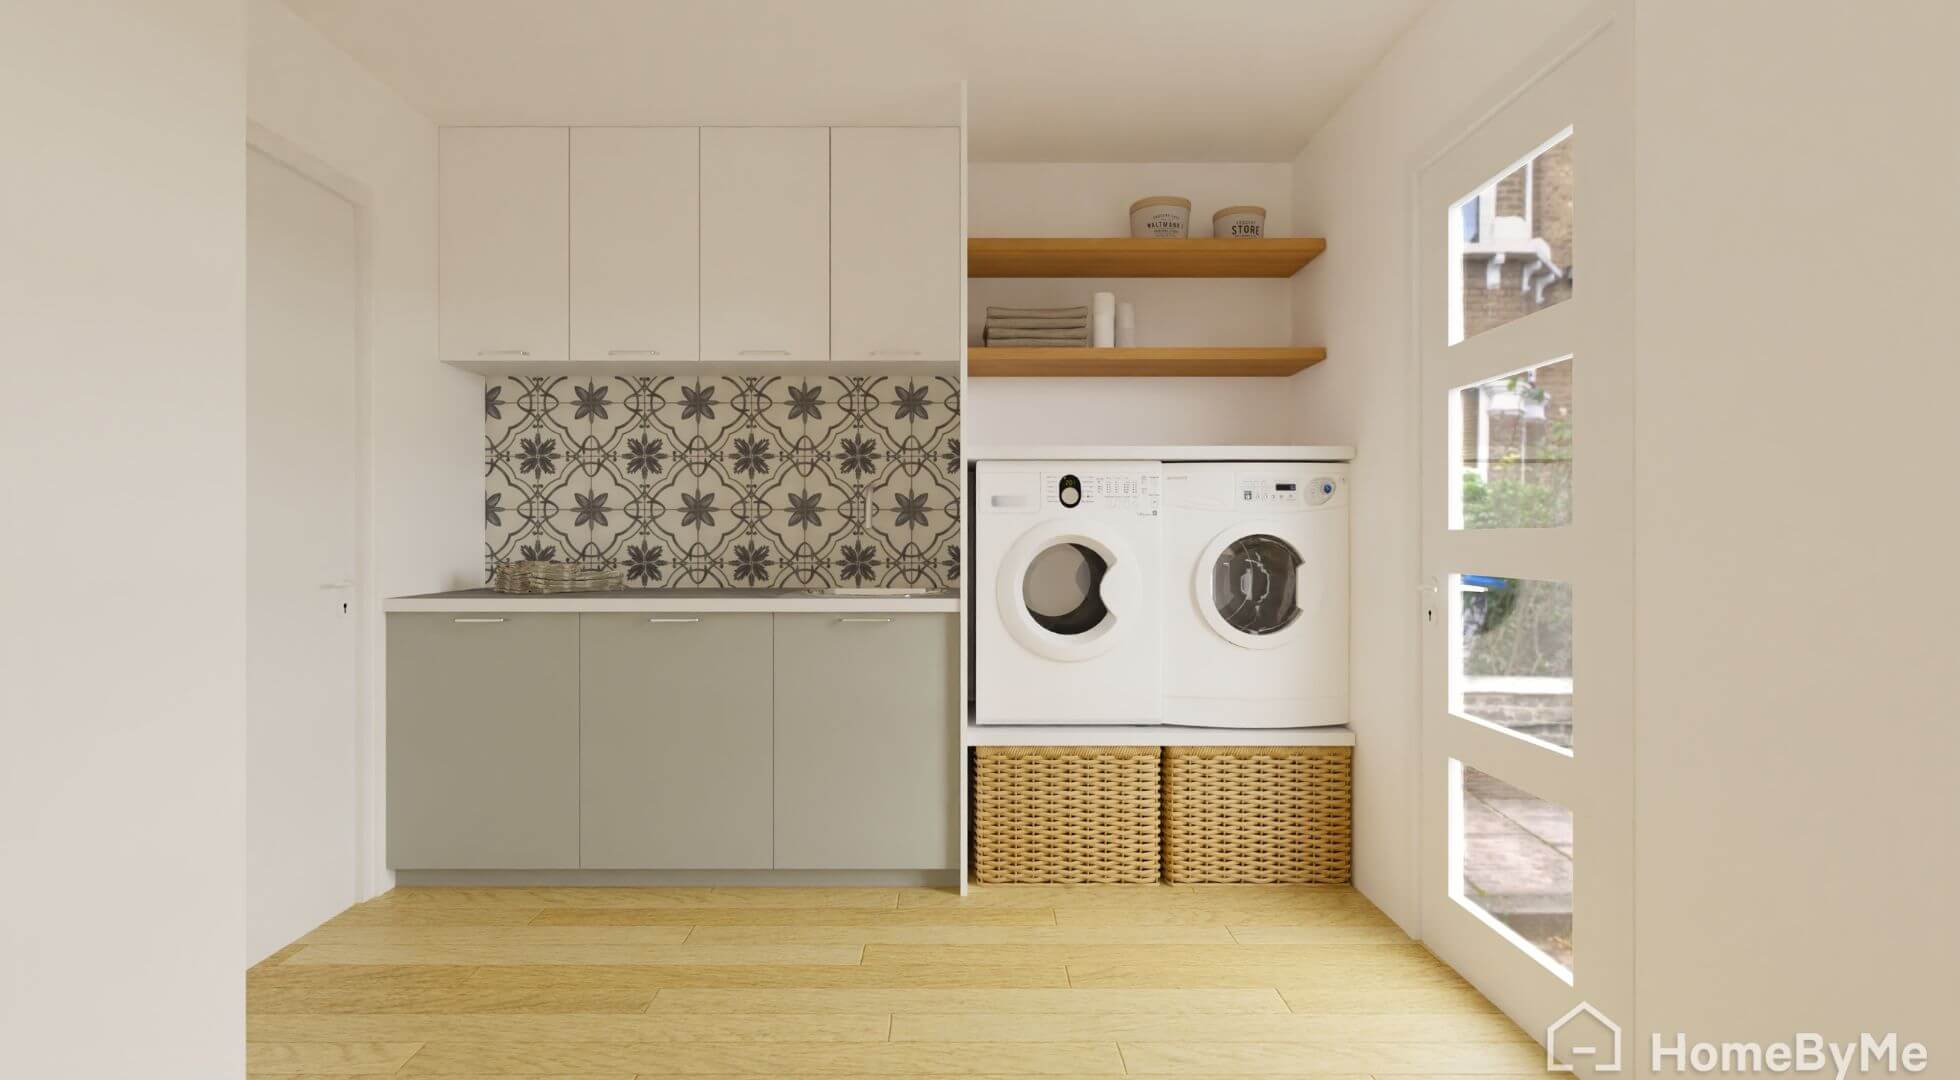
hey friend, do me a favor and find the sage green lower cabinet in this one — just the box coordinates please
[771,613,957,869]
[579,613,773,868]
[386,612,580,869]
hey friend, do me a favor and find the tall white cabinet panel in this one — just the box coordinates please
[830,127,960,365]
[439,127,569,366]
[571,127,700,365]
[699,127,829,364]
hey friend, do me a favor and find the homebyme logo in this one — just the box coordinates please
[1546,1002,1931,1076]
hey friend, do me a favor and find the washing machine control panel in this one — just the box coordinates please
[1239,475,1338,508]
[1043,471,1159,516]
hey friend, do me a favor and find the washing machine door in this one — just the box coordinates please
[996,521,1142,661]
[1195,524,1312,650]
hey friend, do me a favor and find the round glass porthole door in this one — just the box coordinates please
[1209,533,1303,638]
[1023,542,1109,635]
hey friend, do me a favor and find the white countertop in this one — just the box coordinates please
[966,444,1355,462]
[386,588,960,614]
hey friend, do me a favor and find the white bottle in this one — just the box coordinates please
[1116,301,1136,347]
[1092,291,1117,347]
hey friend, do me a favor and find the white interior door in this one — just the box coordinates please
[246,148,362,964]
[1417,13,1633,1074]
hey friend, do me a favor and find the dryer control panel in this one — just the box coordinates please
[1044,471,1160,516]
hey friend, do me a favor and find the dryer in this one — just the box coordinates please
[1163,462,1348,728]
[974,460,1162,724]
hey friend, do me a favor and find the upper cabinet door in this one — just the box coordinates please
[830,127,960,366]
[699,127,829,364]
[571,128,700,365]
[439,127,569,366]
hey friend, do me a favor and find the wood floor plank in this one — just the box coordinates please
[463,963,1071,990]
[244,1041,422,1075]
[899,885,1384,912]
[322,905,548,928]
[1117,1040,1545,1074]
[645,988,1290,1014]
[285,943,865,967]
[247,987,658,1015]
[369,886,901,910]
[531,906,1059,928]
[1055,908,1397,929]
[1278,987,1503,1015]
[1065,957,1470,991]
[249,1012,892,1043]
[246,964,479,990]
[299,924,695,945]
[890,1011,1534,1043]
[685,925,1236,946]
[1226,925,1415,945]
[395,1040,1126,1074]
[862,943,1441,967]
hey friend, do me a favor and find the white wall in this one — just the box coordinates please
[1629,2,1957,1070]
[1288,0,1577,933]
[246,0,479,956]
[0,2,247,1076]
[968,163,1303,446]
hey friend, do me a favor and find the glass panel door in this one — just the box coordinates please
[1417,12,1633,1072]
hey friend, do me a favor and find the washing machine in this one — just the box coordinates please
[974,460,1163,724]
[1163,462,1348,727]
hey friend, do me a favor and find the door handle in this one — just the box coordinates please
[647,617,701,624]
[476,349,530,357]
[871,349,921,357]
[738,349,791,357]
[837,617,893,624]
[608,348,660,356]
[319,580,355,590]
[452,617,506,624]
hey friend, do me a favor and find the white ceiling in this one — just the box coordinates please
[283,0,1432,162]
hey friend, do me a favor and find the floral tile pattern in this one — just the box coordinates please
[485,374,960,589]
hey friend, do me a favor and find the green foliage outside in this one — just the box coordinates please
[1461,416,1573,678]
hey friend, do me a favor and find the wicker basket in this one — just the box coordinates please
[1162,745,1352,884]
[972,746,1161,884]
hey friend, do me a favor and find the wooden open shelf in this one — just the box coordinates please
[969,347,1325,378]
[968,237,1326,278]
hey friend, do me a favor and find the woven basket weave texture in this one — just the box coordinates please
[1162,745,1353,884]
[972,746,1162,884]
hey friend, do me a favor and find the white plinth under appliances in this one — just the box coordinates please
[974,460,1163,725]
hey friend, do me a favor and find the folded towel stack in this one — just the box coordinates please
[983,305,1090,348]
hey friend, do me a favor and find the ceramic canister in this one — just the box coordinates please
[1213,205,1267,238]
[1129,196,1191,238]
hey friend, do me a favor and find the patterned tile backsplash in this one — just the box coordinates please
[485,375,960,589]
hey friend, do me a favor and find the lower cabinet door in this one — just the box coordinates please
[773,613,956,869]
[580,613,774,868]
[386,613,580,868]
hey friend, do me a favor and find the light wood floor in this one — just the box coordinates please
[247,884,1546,1078]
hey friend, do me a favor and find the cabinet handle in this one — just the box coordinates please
[648,617,701,624]
[837,617,894,624]
[871,349,921,357]
[452,617,506,624]
[738,349,791,357]
[476,349,530,357]
[608,348,660,356]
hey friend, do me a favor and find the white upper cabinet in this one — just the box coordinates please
[830,127,960,366]
[571,128,700,364]
[439,127,569,366]
[699,127,831,364]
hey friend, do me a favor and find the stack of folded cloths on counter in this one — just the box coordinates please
[982,305,1090,347]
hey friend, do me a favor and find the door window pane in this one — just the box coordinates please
[1453,574,1572,749]
[1449,129,1574,344]
[1453,356,1573,530]
[1454,761,1573,975]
